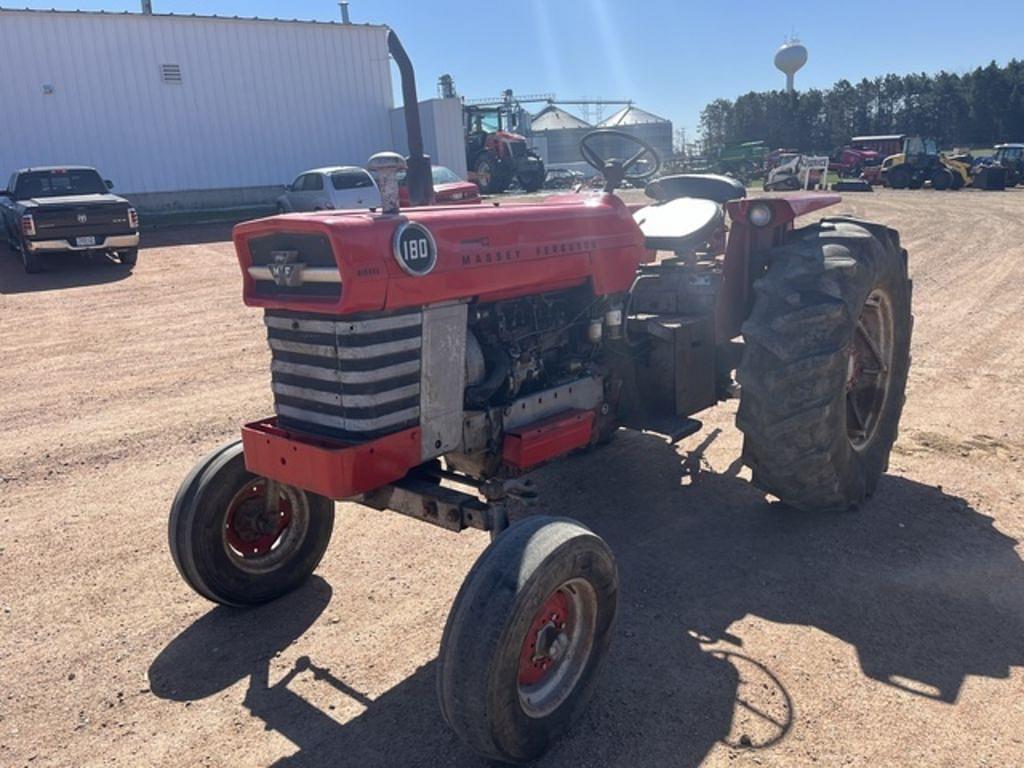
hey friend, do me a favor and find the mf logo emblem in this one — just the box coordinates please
[76,213,88,224]
[393,221,437,277]
[268,250,306,288]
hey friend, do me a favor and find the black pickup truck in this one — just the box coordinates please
[1,166,140,273]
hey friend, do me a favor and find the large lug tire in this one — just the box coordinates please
[19,239,41,274]
[437,516,619,764]
[168,440,335,606]
[517,162,545,193]
[736,218,912,513]
[474,152,512,194]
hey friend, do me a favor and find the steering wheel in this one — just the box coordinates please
[579,128,662,191]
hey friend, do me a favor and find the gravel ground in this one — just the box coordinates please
[1,188,1022,767]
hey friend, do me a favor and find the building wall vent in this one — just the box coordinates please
[160,64,183,84]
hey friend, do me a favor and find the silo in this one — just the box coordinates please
[528,105,594,166]
[595,105,673,167]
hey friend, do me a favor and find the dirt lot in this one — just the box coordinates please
[1,188,1023,768]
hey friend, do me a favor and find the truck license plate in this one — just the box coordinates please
[76,236,97,247]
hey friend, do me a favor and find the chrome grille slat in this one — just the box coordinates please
[267,338,336,358]
[271,358,421,384]
[264,315,339,334]
[337,313,423,334]
[264,308,423,440]
[272,381,420,407]
[337,336,421,359]
[276,403,421,433]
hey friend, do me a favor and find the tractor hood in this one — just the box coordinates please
[234,194,646,315]
[493,130,529,143]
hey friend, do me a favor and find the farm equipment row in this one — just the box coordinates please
[692,134,1021,191]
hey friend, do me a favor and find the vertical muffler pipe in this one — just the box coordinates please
[387,30,434,207]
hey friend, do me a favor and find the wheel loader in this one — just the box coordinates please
[168,29,913,765]
[880,136,970,189]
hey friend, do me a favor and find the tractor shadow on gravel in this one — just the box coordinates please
[148,429,1024,767]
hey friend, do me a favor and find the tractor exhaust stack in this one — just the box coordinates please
[387,30,433,206]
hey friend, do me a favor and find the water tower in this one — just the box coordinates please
[775,38,808,93]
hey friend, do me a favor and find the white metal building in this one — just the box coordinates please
[0,8,462,211]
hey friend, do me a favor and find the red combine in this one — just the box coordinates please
[169,30,913,764]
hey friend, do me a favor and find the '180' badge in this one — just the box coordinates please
[393,221,437,277]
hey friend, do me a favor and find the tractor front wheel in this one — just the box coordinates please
[736,219,912,512]
[517,170,545,193]
[931,168,953,190]
[168,440,335,606]
[437,516,618,763]
[475,152,512,194]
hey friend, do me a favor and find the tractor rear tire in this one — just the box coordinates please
[168,440,335,606]
[736,219,912,513]
[437,516,618,763]
[475,152,512,195]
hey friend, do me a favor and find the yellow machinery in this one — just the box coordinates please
[880,136,969,190]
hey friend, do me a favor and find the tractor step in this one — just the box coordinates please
[629,416,704,444]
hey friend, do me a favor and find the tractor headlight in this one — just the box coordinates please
[748,203,773,227]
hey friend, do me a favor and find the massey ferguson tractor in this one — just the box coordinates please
[169,30,912,765]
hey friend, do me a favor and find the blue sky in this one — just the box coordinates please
[10,1,1024,138]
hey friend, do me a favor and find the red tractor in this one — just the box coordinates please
[464,94,546,194]
[169,30,913,765]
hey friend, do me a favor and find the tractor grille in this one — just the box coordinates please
[264,309,422,441]
[248,233,342,301]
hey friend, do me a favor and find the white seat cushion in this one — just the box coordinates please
[633,197,723,251]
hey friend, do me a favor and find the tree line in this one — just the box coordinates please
[699,60,1024,152]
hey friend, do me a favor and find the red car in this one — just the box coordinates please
[398,165,480,206]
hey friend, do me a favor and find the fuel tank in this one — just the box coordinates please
[233,193,647,314]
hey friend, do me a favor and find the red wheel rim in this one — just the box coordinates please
[518,589,573,687]
[224,480,294,558]
[515,578,598,718]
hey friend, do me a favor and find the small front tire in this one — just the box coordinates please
[168,440,335,606]
[437,516,619,763]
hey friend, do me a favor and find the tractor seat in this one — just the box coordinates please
[633,197,723,252]
[644,174,746,204]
